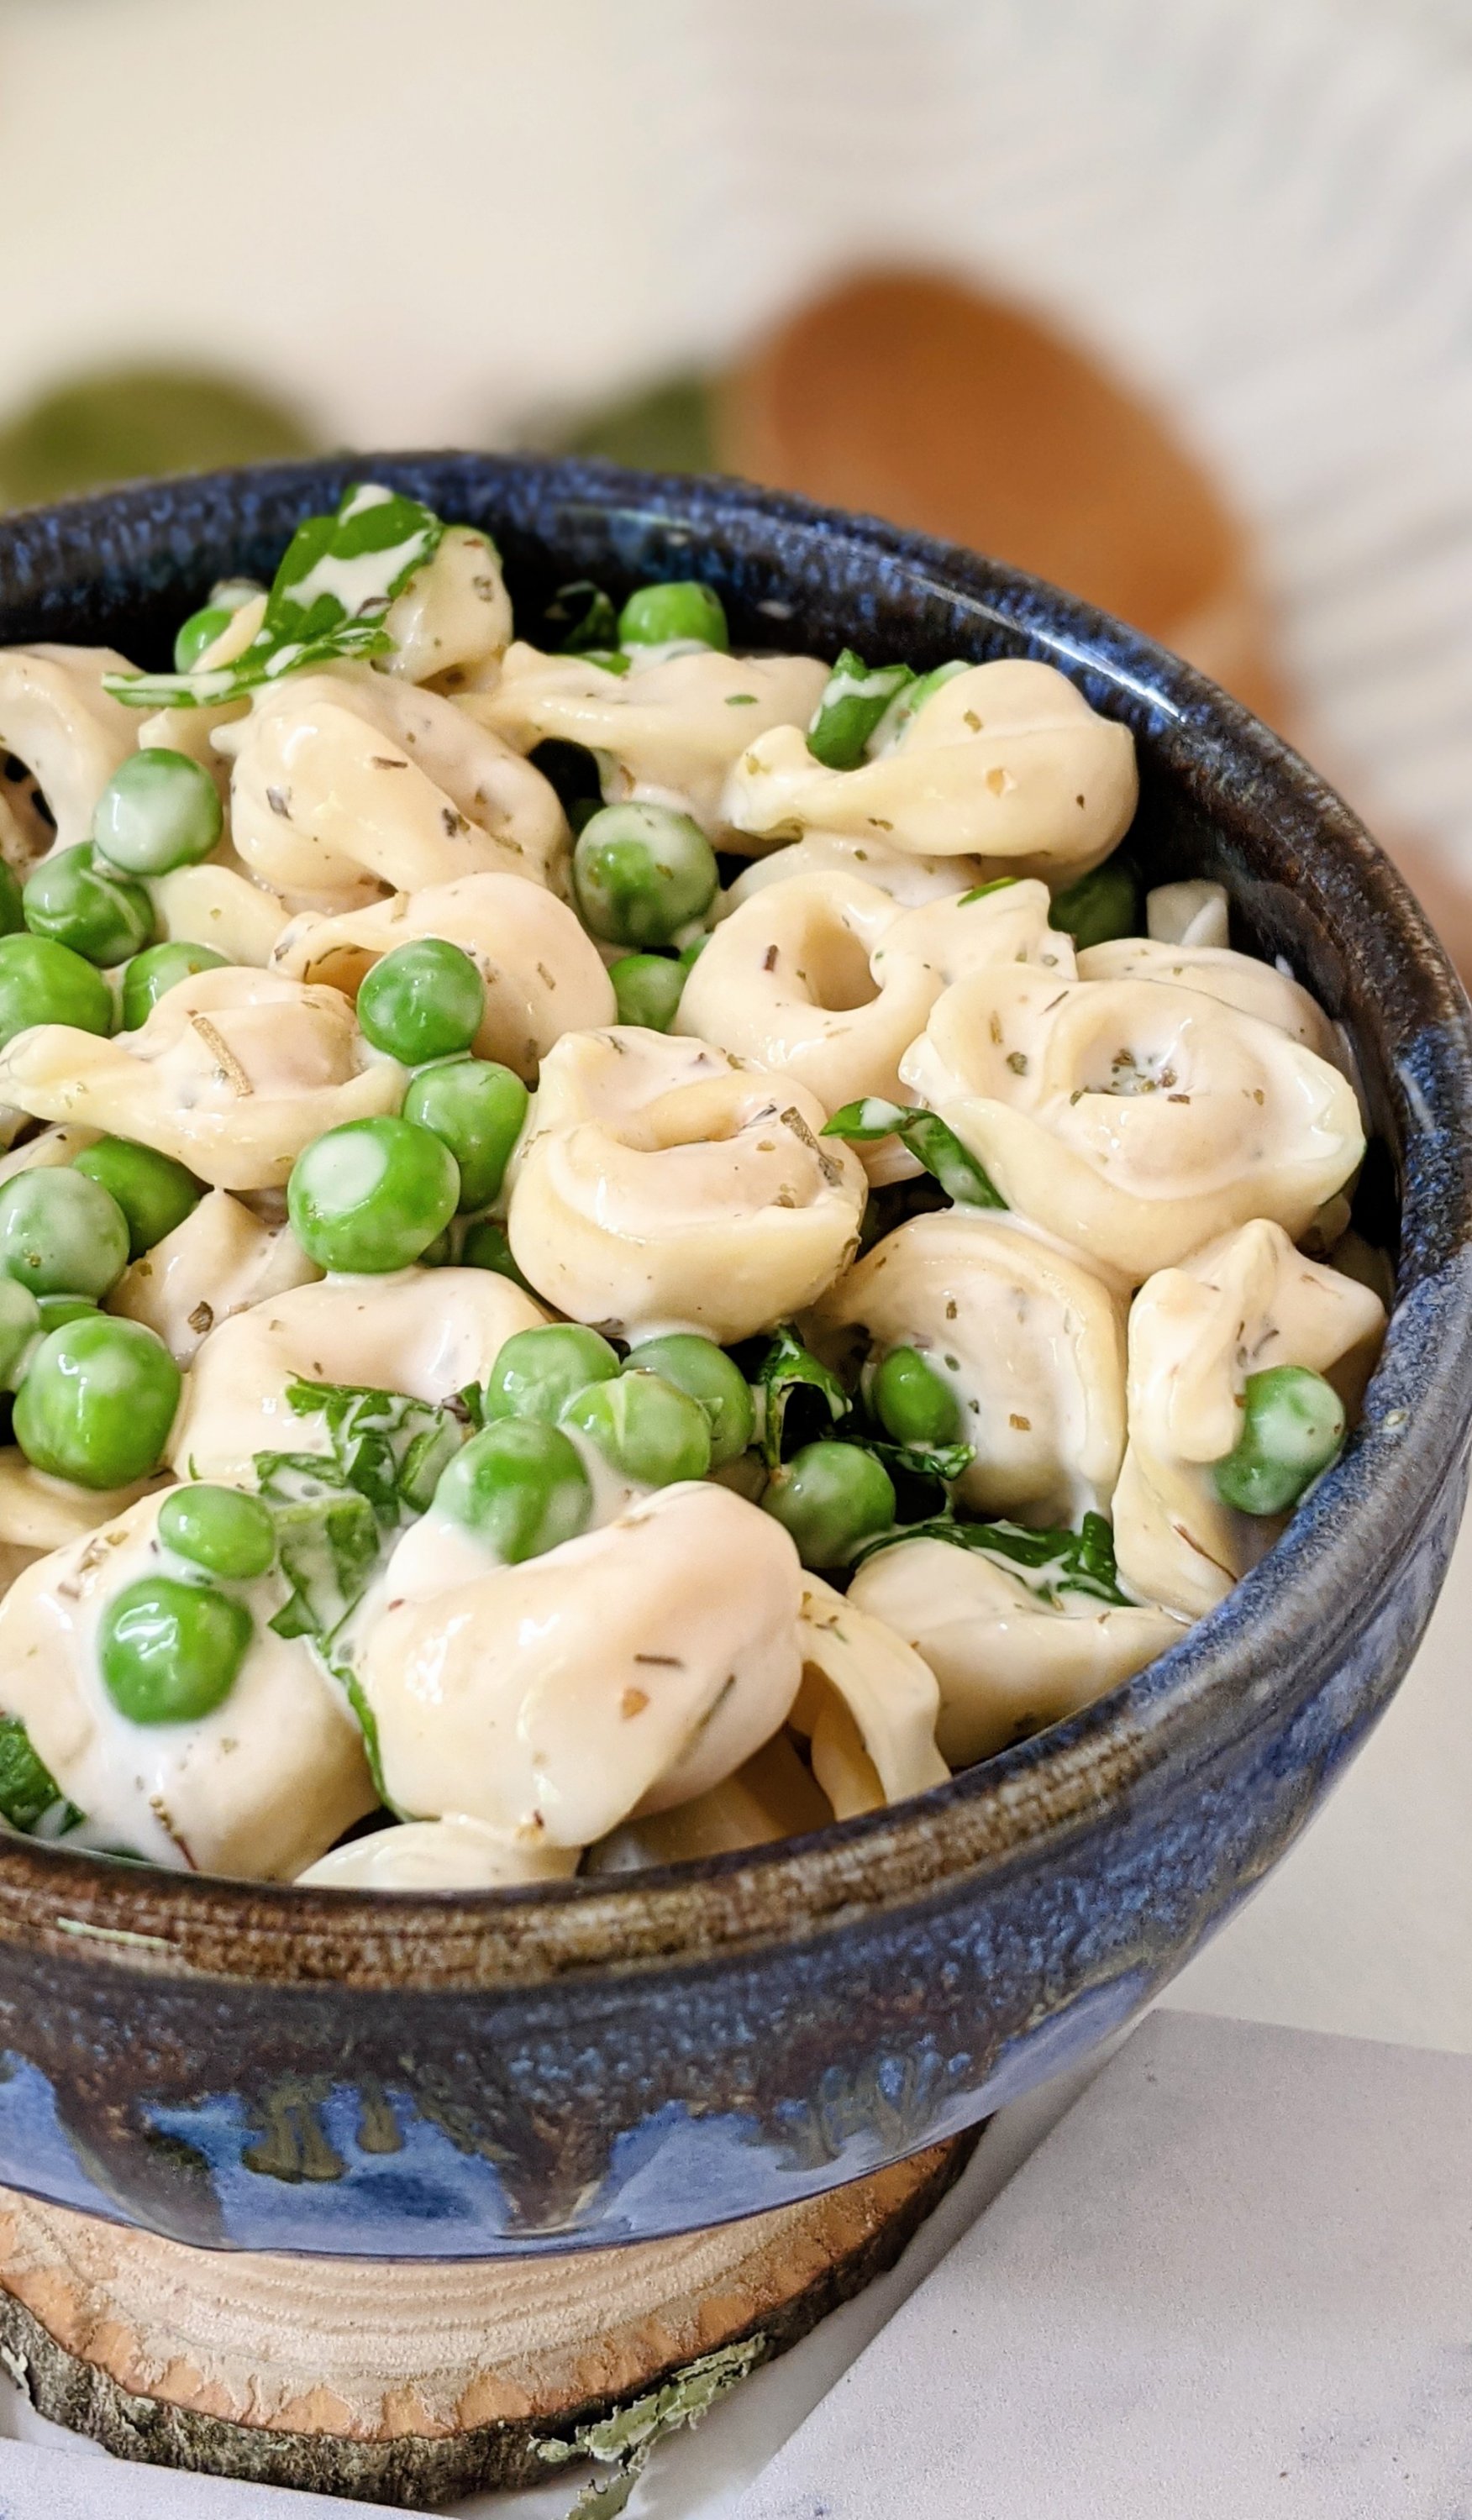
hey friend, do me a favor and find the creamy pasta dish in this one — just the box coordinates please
[0,486,1386,1889]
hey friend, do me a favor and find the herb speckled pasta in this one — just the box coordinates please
[0,483,1385,1887]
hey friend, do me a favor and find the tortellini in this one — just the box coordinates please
[378,524,512,691]
[0,1449,160,1595]
[807,1211,1128,1523]
[218,664,570,907]
[507,1026,866,1343]
[724,832,997,913]
[849,1537,1184,1766]
[1112,1218,1387,1616]
[585,1734,832,1870]
[1144,879,1229,949]
[723,659,1138,874]
[904,967,1364,1282]
[145,860,291,968]
[171,1265,546,1483]
[1077,935,1340,1061]
[791,1577,949,1817]
[297,1816,580,1890]
[356,1482,806,1846]
[109,1187,322,1367]
[678,874,1072,1177]
[0,968,404,1192]
[0,645,140,859]
[475,643,829,837]
[0,1490,376,1877]
[271,870,616,1082]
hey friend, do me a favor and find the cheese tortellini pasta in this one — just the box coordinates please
[507,1026,866,1342]
[171,1265,547,1482]
[807,1211,1128,1522]
[1112,1219,1386,1616]
[679,874,1072,1177]
[219,664,570,908]
[723,659,1138,874]
[271,870,615,1082]
[0,967,404,1190]
[358,1482,806,1845]
[476,643,830,837]
[0,1490,375,1877]
[0,645,141,860]
[849,1536,1184,1767]
[0,479,1390,1897]
[904,966,1364,1282]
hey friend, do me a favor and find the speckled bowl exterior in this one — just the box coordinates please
[0,454,1466,2260]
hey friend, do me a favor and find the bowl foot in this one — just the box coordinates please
[0,2136,975,2506]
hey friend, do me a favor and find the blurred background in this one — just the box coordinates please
[4,0,1472,957]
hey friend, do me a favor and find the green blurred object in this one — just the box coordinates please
[544,373,716,475]
[0,366,318,511]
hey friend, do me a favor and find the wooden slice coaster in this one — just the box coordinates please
[0,2133,975,2507]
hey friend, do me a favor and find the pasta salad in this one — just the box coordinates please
[0,485,1385,1887]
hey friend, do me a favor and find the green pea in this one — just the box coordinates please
[0,1278,40,1385]
[562,1370,712,1487]
[34,1294,96,1336]
[574,802,719,949]
[0,1167,129,1298]
[871,1345,960,1448]
[159,1483,276,1580]
[24,844,153,966]
[287,1117,460,1274]
[760,1440,896,1567]
[1049,853,1141,952]
[92,749,223,878]
[460,1215,535,1291]
[173,606,235,672]
[0,932,113,1046]
[626,1333,754,1467]
[120,938,229,1032]
[173,578,260,673]
[484,1323,620,1425]
[402,1058,527,1212]
[434,1419,591,1564]
[99,1575,250,1725]
[13,1314,181,1488]
[608,953,685,1031]
[0,863,24,939]
[617,580,728,652]
[73,1137,201,1259]
[807,650,915,770]
[355,938,486,1067]
[1212,1365,1345,1517]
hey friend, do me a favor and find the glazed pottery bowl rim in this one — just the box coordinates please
[0,450,1468,1990]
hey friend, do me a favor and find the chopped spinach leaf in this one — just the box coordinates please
[823,1099,1005,1210]
[853,1508,1128,1604]
[284,1378,465,1524]
[755,1326,850,1470]
[545,579,619,654]
[0,1715,81,1835]
[103,482,444,710]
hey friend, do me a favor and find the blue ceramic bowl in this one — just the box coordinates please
[0,454,1466,2261]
